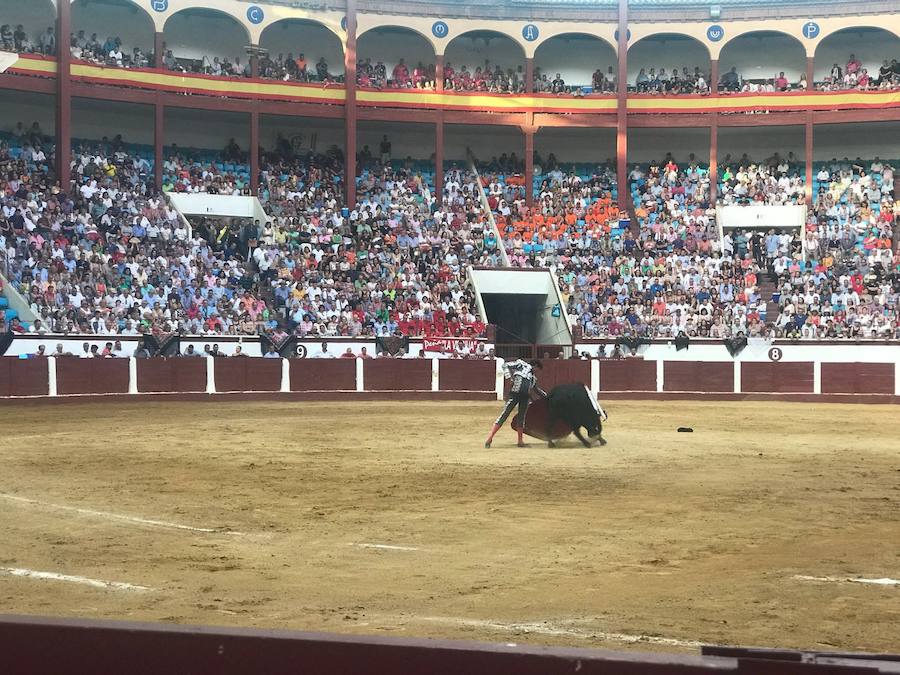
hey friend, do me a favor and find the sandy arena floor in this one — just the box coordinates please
[0,399,899,654]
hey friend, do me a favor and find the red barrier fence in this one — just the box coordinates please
[2,614,896,675]
[664,362,733,393]
[821,363,895,395]
[0,357,49,397]
[215,358,282,392]
[56,358,129,395]
[741,362,815,394]
[0,357,897,402]
[137,358,206,393]
[290,359,356,391]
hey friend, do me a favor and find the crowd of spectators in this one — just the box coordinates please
[259,52,340,84]
[718,154,806,205]
[718,67,805,93]
[818,56,900,91]
[2,121,897,342]
[1,24,55,55]
[356,58,432,89]
[1,127,498,341]
[533,66,618,95]
[70,31,150,69]
[442,62,527,94]
[633,67,709,94]
[488,166,621,267]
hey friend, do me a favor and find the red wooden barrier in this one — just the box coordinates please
[214,358,281,392]
[821,363,894,395]
[56,358,129,395]
[741,362,814,393]
[290,359,356,391]
[0,614,889,675]
[136,358,206,393]
[364,358,432,390]
[439,360,496,391]
[599,360,656,391]
[536,359,591,391]
[0,358,49,397]
[0,614,719,675]
[664,362,733,392]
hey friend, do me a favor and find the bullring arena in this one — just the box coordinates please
[2,396,900,655]
[3,0,900,668]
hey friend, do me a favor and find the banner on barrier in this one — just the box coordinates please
[423,338,482,354]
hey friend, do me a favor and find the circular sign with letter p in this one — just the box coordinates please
[802,21,820,39]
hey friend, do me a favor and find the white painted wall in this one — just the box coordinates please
[444,33,525,78]
[577,340,900,364]
[163,9,250,64]
[0,0,55,43]
[72,98,153,144]
[534,34,616,88]
[536,128,617,165]
[627,36,711,84]
[259,20,344,75]
[1,91,56,137]
[629,127,711,164]
[813,29,900,82]
[71,0,155,53]
[718,33,806,83]
[358,27,434,78]
[260,115,344,154]
[358,121,434,163]
[168,193,259,217]
[716,127,804,164]
[446,124,524,164]
[813,122,900,161]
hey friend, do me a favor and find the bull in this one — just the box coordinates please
[511,383,608,448]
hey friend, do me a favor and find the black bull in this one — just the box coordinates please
[511,383,608,447]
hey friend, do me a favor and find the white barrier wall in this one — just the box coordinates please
[576,340,900,364]
[167,193,261,218]
[718,204,807,229]
[5,335,492,359]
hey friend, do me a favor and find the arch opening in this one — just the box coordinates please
[444,30,526,94]
[71,0,156,69]
[627,33,711,94]
[162,8,251,77]
[0,0,56,55]
[717,31,806,92]
[357,26,436,89]
[813,27,900,90]
[534,33,616,93]
[258,18,345,83]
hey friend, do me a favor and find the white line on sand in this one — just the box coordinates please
[0,493,241,535]
[350,543,421,551]
[794,574,900,586]
[413,616,704,649]
[0,567,153,592]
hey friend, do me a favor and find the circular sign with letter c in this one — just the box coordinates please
[768,347,783,362]
[246,5,264,24]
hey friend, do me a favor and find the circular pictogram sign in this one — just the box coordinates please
[768,347,783,362]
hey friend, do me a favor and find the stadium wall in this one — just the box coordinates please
[6,613,895,675]
[1,347,897,401]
